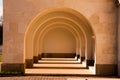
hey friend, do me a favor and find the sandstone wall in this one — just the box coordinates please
[2,0,118,75]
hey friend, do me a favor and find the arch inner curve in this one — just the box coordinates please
[24,8,95,68]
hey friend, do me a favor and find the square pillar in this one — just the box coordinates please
[118,4,120,77]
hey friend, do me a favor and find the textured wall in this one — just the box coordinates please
[43,28,76,53]
[3,0,118,65]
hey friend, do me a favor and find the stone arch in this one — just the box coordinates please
[33,22,83,62]
[37,24,80,59]
[24,8,95,67]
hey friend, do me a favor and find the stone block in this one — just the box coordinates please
[96,64,118,76]
[1,63,25,74]
[25,59,33,68]
[33,56,38,63]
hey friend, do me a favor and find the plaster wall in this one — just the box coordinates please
[43,28,76,54]
[3,0,117,65]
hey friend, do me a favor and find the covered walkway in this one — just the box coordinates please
[26,58,95,75]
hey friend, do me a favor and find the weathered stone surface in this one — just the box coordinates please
[25,59,33,68]
[33,56,38,63]
[96,64,118,76]
[1,63,25,73]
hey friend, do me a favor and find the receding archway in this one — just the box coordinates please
[34,23,82,62]
[34,21,83,62]
[24,8,95,69]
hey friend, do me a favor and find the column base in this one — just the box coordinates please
[76,55,80,59]
[33,56,38,63]
[1,63,25,74]
[81,57,85,62]
[25,59,33,68]
[118,61,120,77]
[96,64,117,76]
[38,54,42,60]
[86,60,94,66]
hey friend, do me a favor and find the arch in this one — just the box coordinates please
[34,23,80,62]
[34,17,86,63]
[37,24,79,52]
[24,7,95,67]
[37,24,80,58]
[33,22,83,61]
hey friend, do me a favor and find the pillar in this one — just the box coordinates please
[95,0,118,76]
[118,2,120,77]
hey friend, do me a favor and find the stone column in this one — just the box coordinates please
[1,1,25,73]
[86,37,94,66]
[80,36,85,62]
[94,1,118,76]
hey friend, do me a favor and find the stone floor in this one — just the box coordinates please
[0,76,119,80]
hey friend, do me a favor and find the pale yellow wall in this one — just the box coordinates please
[43,28,76,53]
[3,0,118,65]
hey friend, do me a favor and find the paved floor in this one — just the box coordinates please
[0,76,119,80]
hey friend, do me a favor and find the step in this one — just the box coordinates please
[33,63,86,69]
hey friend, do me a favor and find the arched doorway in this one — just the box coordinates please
[24,8,95,71]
